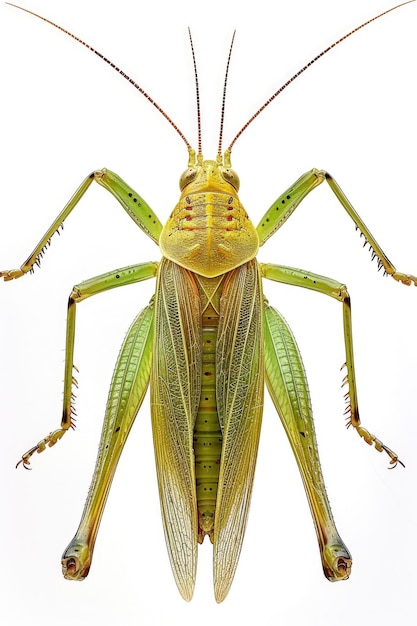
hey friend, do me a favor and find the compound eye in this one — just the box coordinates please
[221,167,240,191]
[179,168,198,190]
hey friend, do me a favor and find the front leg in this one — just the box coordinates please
[1,169,162,281]
[257,169,417,287]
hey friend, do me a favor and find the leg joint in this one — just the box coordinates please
[339,284,349,301]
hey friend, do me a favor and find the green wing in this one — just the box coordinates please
[151,258,201,601]
[213,260,264,603]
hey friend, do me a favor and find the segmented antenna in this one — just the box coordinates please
[187,29,202,160]
[217,31,236,162]
[6,2,192,151]
[7,1,415,161]
[227,0,416,153]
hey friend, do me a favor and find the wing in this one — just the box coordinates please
[213,259,264,603]
[151,258,201,601]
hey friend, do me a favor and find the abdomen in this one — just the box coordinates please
[194,274,225,542]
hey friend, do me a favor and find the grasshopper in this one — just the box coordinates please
[2,1,416,603]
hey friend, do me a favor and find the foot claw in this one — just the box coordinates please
[0,268,24,281]
[391,271,417,287]
[16,428,67,469]
[356,426,403,468]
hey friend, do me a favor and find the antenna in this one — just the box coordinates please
[217,31,236,162]
[187,29,202,161]
[227,0,416,153]
[6,3,192,151]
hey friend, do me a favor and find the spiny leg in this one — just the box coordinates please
[62,301,154,580]
[263,301,351,581]
[17,262,158,468]
[1,168,162,281]
[1,166,162,466]
[262,264,402,467]
[257,168,417,287]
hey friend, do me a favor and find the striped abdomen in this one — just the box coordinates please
[194,274,224,542]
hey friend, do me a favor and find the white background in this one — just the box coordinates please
[1,1,416,624]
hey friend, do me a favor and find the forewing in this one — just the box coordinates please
[214,260,264,602]
[151,258,202,601]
